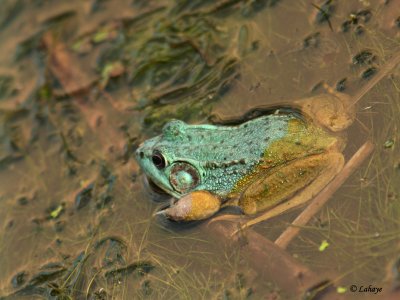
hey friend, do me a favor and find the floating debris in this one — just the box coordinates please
[352,50,375,65]
[11,271,28,288]
[318,240,330,252]
[396,16,400,28]
[92,24,119,44]
[104,261,155,280]
[356,10,372,23]
[361,67,377,80]
[336,78,347,92]
[303,32,320,48]
[49,204,64,219]
[75,183,94,210]
[354,24,365,36]
[341,9,372,34]
[0,74,18,99]
[100,61,125,89]
[312,0,335,30]
[383,139,395,149]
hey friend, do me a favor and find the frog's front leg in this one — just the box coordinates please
[238,152,344,230]
[157,190,222,222]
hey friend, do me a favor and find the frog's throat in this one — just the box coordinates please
[229,118,340,195]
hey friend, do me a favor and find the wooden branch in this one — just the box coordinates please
[275,140,374,249]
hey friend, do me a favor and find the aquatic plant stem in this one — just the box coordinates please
[275,140,374,249]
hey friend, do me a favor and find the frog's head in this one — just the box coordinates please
[135,120,203,198]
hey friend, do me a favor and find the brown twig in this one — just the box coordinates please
[275,140,374,249]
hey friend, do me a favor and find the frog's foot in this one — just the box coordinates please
[156,190,221,222]
[234,152,344,234]
[321,82,337,95]
[293,86,355,132]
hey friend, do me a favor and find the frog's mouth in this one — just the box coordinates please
[145,176,169,195]
[143,174,182,198]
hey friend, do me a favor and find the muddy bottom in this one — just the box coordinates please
[1,0,400,299]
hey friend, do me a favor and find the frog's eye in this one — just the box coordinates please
[152,151,167,169]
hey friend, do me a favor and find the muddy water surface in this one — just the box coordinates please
[1,0,400,299]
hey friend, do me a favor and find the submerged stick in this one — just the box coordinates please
[207,222,338,297]
[275,140,374,249]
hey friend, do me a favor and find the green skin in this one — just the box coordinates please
[135,114,304,199]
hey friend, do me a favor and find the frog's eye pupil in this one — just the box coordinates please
[152,152,166,169]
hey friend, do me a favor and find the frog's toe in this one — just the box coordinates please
[156,191,221,222]
[207,214,244,225]
[232,221,254,235]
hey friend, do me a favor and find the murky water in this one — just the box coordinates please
[1,0,400,299]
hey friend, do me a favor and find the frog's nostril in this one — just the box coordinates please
[136,149,144,159]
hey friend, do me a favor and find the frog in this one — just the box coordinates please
[134,85,357,229]
[134,50,400,230]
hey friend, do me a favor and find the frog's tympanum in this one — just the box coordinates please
[135,88,355,228]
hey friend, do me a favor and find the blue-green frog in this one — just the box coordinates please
[135,88,355,228]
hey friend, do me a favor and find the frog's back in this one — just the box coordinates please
[231,113,341,195]
[167,113,301,196]
[171,114,295,165]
